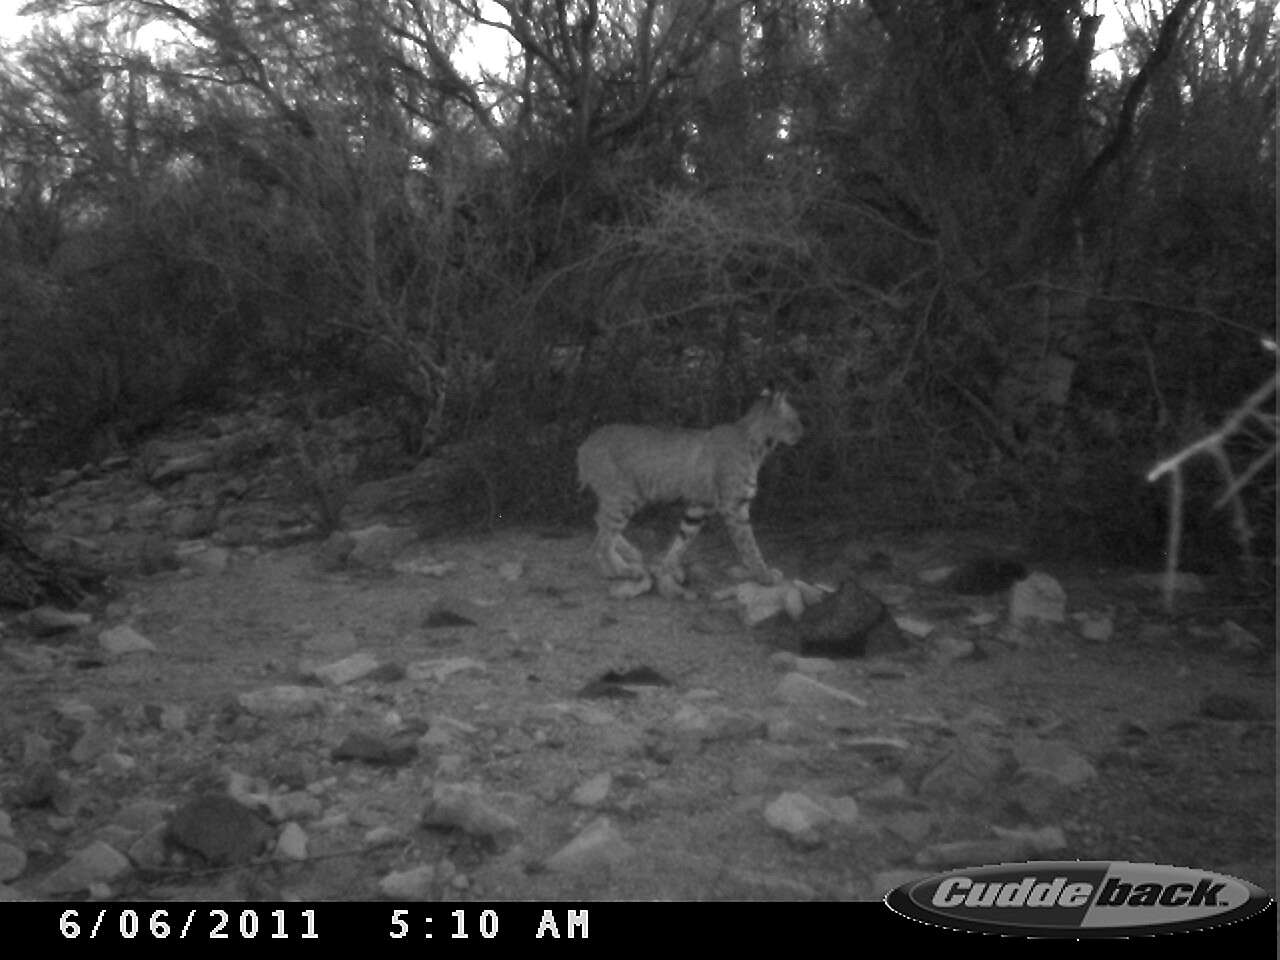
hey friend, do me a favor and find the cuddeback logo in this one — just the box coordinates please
[885,861,1272,938]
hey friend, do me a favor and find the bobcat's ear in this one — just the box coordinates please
[760,383,788,408]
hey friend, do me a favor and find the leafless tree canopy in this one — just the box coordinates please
[0,0,1274,571]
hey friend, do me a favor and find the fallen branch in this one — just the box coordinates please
[1146,370,1278,610]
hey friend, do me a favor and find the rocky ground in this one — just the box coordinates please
[0,399,1274,903]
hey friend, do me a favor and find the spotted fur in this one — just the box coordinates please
[577,389,802,589]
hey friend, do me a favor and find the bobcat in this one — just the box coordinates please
[577,388,802,592]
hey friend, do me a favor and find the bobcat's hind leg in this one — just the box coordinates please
[593,499,647,580]
[655,505,709,586]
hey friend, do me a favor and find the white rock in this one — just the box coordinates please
[544,817,633,872]
[0,842,26,882]
[38,841,130,894]
[774,672,868,708]
[98,625,156,656]
[893,614,936,638]
[1009,572,1067,625]
[991,824,1067,853]
[917,566,955,585]
[306,652,381,686]
[570,773,612,808]
[422,784,519,840]
[1075,612,1114,642]
[275,822,308,861]
[406,657,486,682]
[393,558,457,577]
[764,792,830,838]
[237,685,327,718]
[380,865,435,899]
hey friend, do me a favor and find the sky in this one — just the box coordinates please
[0,0,1128,72]
[0,0,29,41]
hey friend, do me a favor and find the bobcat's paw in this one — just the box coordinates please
[609,572,653,599]
[730,564,784,585]
[655,569,697,601]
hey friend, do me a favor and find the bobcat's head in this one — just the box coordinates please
[751,387,803,449]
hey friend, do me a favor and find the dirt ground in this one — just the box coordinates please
[1,505,1273,903]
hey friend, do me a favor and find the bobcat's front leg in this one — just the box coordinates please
[723,500,782,585]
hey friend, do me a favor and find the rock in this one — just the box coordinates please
[98,624,156,656]
[608,576,652,600]
[990,824,1067,854]
[125,493,168,526]
[881,810,936,844]
[331,731,419,767]
[69,725,115,765]
[723,869,819,900]
[715,580,812,626]
[177,543,230,575]
[773,672,868,708]
[931,630,976,662]
[168,795,273,866]
[778,579,905,658]
[137,535,180,573]
[301,628,361,656]
[570,773,613,808]
[1009,572,1067,625]
[275,822,308,861]
[871,869,931,898]
[305,652,382,686]
[348,524,417,568]
[944,559,1028,595]
[666,704,766,743]
[764,792,859,845]
[915,837,1036,869]
[365,826,407,848]
[418,715,479,748]
[918,736,1005,803]
[422,607,477,629]
[421,784,519,843]
[11,764,70,811]
[394,558,457,577]
[893,614,935,638]
[406,657,485,682]
[237,685,327,719]
[156,705,190,732]
[1011,739,1096,787]
[169,507,217,539]
[148,449,218,485]
[1199,692,1268,722]
[380,865,436,899]
[53,698,98,726]
[0,842,26,882]
[1125,571,1206,594]
[768,652,837,674]
[127,823,169,869]
[22,607,92,636]
[1,644,56,671]
[917,566,954,585]
[1074,611,1114,642]
[256,792,324,823]
[1219,621,1264,657]
[113,800,172,833]
[841,736,911,757]
[314,532,356,571]
[38,841,131,894]
[544,817,633,872]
